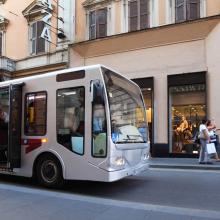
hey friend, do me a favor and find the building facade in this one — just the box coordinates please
[70,0,220,157]
[0,0,75,78]
[1,0,220,157]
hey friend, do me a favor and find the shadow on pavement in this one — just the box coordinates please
[0,173,151,200]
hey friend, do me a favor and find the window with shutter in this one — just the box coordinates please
[97,8,107,38]
[89,8,107,40]
[175,0,186,22]
[175,0,200,22]
[0,32,2,57]
[129,1,138,31]
[140,0,150,29]
[128,0,150,32]
[89,11,96,40]
[30,23,37,54]
[37,21,45,54]
[187,0,200,20]
[30,21,45,55]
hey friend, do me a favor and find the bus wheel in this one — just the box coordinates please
[36,154,64,188]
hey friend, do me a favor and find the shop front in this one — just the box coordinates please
[168,72,207,157]
[133,72,207,158]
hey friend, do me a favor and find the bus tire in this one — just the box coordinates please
[36,154,64,188]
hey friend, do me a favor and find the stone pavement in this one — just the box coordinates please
[0,183,220,220]
[149,157,220,171]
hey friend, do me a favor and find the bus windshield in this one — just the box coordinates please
[102,68,147,144]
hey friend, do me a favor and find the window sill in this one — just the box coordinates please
[29,52,47,58]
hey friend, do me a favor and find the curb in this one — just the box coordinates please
[149,164,220,171]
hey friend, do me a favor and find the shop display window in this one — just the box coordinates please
[169,84,206,154]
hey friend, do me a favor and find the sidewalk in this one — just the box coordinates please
[149,157,220,171]
[1,182,220,220]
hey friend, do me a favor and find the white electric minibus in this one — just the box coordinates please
[0,65,150,187]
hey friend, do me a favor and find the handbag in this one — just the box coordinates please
[206,143,216,154]
[198,130,208,140]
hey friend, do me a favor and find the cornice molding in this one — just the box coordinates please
[22,0,48,22]
[83,0,113,9]
[0,16,9,31]
[71,15,220,58]
[0,0,6,4]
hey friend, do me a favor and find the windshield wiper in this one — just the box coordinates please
[114,139,146,144]
[125,136,136,140]
[127,134,143,138]
[120,139,145,143]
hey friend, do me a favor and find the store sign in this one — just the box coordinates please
[41,26,52,43]
[40,0,53,43]
[170,84,205,93]
[42,13,52,25]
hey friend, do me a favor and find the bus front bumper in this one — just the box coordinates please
[108,162,149,182]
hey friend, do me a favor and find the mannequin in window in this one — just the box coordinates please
[173,123,182,152]
[180,116,188,132]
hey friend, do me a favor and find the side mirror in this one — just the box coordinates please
[90,80,105,104]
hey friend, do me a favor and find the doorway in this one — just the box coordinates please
[0,87,9,166]
[0,84,23,169]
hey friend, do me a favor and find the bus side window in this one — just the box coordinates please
[57,87,85,155]
[25,92,47,136]
[28,101,34,123]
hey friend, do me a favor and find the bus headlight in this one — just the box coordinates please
[110,156,126,169]
[114,157,125,166]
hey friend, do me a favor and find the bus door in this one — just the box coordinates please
[8,83,23,169]
[90,80,108,162]
[0,87,9,167]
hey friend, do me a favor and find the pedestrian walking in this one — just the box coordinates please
[206,119,220,162]
[198,119,212,164]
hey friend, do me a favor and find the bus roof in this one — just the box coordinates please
[0,64,105,87]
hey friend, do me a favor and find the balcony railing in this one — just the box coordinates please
[0,56,16,72]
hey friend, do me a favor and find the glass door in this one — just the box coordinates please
[0,87,9,166]
[8,84,23,168]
